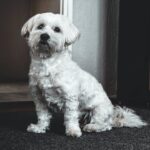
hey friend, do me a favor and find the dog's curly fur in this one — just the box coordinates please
[21,12,147,137]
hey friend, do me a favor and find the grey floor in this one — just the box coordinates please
[0,108,150,150]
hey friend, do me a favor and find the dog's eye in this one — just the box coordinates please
[37,24,45,30]
[54,26,61,33]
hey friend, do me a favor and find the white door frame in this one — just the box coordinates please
[60,0,73,51]
[60,0,73,21]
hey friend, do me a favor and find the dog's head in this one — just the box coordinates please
[21,13,80,58]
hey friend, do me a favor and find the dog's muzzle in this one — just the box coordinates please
[38,33,51,52]
[40,33,50,44]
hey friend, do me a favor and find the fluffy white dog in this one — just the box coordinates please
[21,12,147,137]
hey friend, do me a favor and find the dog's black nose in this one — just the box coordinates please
[40,33,50,41]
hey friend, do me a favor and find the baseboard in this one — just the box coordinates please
[0,101,34,113]
[0,96,149,113]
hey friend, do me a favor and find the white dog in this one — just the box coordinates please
[21,12,147,137]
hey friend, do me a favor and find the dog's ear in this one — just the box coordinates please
[64,21,80,46]
[21,14,39,39]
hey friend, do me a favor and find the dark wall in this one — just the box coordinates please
[0,0,60,83]
[117,0,150,108]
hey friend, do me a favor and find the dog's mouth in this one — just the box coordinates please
[33,41,53,59]
[38,40,51,51]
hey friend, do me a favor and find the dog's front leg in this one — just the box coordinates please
[64,96,82,137]
[27,86,52,133]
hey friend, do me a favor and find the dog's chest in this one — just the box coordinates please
[45,87,65,112]
[29,61,56,86]
[44,85,65,112]
[29,61,65,111]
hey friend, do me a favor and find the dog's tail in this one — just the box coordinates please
[112,106,147,128]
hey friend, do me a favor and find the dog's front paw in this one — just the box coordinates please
[66,127,82,137]
[27,123,46,133]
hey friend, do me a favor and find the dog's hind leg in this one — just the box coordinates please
[83,99,113,133]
